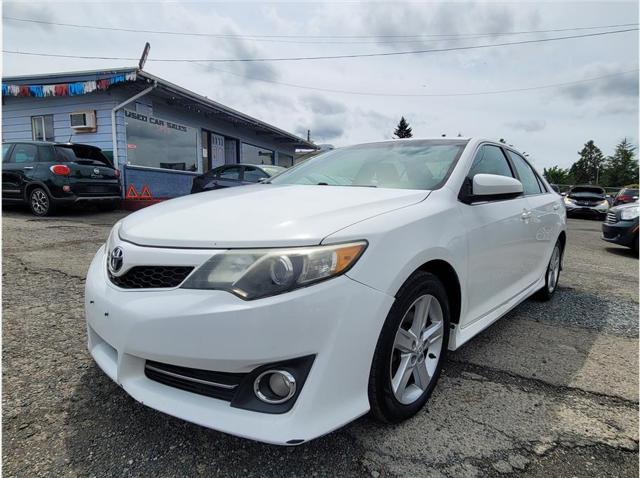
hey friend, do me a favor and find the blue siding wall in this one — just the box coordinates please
[125,167,196,198]
[3,87,299,199]
[2,93,118,152]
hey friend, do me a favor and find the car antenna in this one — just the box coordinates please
[67,134,73,143]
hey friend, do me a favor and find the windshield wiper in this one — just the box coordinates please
[315,182,377,188]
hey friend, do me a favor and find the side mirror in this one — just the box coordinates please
[472,173,523,198]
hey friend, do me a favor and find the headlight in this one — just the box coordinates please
[621,206,639,220]
[598,199,609,207]
[181,241,367,300]
[564,196,575,204]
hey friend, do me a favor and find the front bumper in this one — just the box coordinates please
[565,203,608,217]
[85,245,394,445]
[602,220,639,247]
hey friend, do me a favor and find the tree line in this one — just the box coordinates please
[543,139,638,188]
[392,118,638,188]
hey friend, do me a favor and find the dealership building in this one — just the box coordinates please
[2,67,315,203]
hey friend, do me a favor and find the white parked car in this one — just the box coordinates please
[85,138,566,445]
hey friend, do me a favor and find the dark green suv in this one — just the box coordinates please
[2,141,121,216]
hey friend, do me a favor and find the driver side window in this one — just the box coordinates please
[468,145,514,179]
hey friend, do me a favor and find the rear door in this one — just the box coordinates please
[4,143,39,200]
[505,150,562,284]
[459,144,533,325]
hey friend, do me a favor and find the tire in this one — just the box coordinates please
[28,187,55,217]
[368,271,450,423]
[534,239,562,301]
[97,200,119,212]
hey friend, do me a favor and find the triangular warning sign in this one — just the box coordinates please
[126,184,139,199]
[140,185,153,199]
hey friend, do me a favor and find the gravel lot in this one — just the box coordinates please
[2,208,638,477]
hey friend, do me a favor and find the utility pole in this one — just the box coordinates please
[307,129,311,142]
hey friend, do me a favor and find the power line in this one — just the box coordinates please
[196,66,640,97]
[4,16,638,44]
[3,27,638,63]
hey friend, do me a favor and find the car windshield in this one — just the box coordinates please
[621,189,639,196]
[270,140,467,190]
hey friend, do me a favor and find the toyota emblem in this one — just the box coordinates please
[108,246,124,274]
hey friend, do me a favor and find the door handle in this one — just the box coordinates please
[23,166,33,170]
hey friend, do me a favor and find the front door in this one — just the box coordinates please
[3,143,39,200]
[211,133,225,169]
[458,144,533,325]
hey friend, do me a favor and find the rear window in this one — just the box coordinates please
[621,189,639,196]
[261,166,285,177]
[55,145,112,167]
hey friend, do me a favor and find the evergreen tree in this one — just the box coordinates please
[570,140,605,184]
[601,138,639,187]
[543,166,570,185]
[393,117,413,138]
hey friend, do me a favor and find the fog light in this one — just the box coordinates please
[253,370,296,404]
[62,185,71,193]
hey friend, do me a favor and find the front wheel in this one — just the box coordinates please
[29,187,55,217]
[368,271,450,423]
[535,239,562,301]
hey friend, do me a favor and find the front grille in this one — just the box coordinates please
[108,266,194,289]
[605,212,618,224]
[144,360,246,401]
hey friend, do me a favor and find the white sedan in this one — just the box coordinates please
[85,138,566,445]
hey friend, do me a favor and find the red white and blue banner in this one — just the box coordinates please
[2,71,137,98]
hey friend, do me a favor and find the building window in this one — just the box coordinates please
[31,115,54,141]
[277,153,294,168]
[241,143,274,165]
[124,110,198,172]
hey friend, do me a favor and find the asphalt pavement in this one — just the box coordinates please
[2,208,638,477]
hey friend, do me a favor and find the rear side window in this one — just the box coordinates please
[38,146,56,163]
[243,166,269,183]
[468,145,513,179]
[10,143,38,163]
[506,151,543,195]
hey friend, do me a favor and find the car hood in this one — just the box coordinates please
[568,191,605,200]
[119,184,429,248]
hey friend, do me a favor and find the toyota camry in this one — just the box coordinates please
[85,138,566,445]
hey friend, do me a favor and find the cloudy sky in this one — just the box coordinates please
[3,0,638,170]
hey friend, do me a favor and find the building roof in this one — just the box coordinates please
[3,67,317,150]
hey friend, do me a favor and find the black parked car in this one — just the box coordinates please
[602,202,639,253]
[2,141,121,216]
[191,163,285,193]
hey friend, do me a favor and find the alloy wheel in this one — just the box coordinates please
[390,294,444,405]
[547,245,561,293]
[31,189,49,216]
